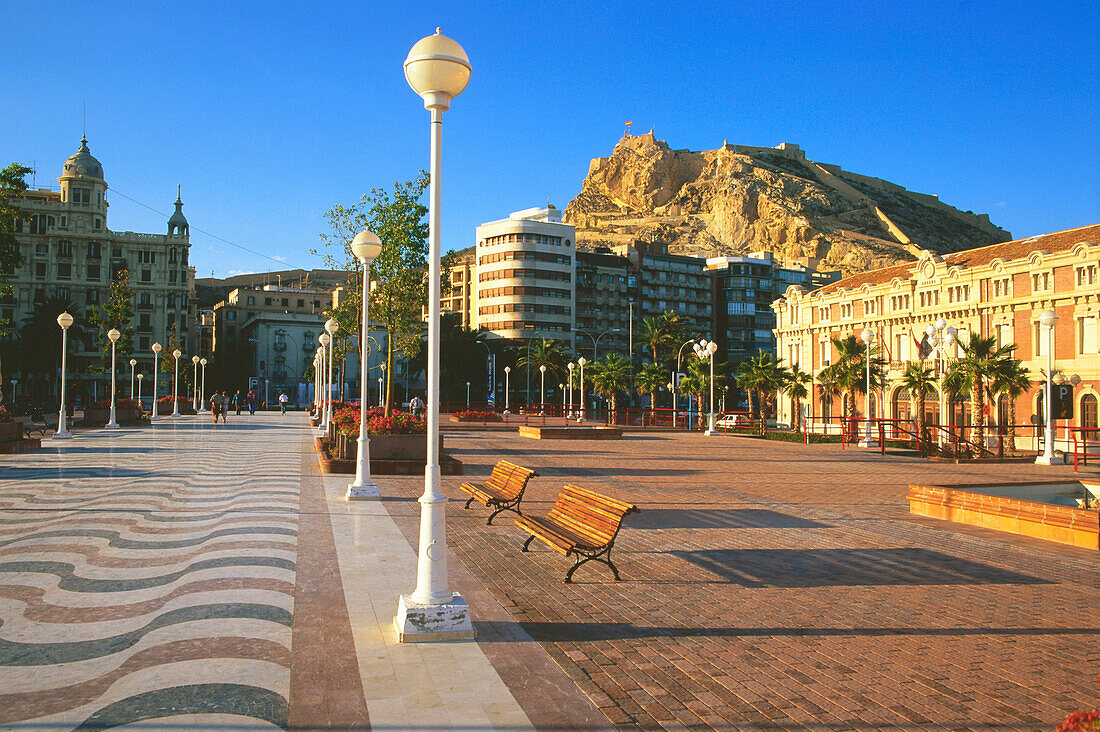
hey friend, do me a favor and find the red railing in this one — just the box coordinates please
[1071,427,1100,472]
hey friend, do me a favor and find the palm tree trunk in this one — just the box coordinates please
[973,383,985,450]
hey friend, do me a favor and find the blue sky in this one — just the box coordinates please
[1,1,1096,278]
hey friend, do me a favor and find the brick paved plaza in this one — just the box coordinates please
[0,414,1097,730]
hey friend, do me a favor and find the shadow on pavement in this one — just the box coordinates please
[629,508,830,530]
[672,547,1051,587]
[0,467,156,480]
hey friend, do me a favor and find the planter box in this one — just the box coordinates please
[519,425,622,440]
[316,436,460,475]
[0,421,22,442]
[336,432,441,460]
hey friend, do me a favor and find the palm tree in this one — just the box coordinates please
[816,368,842,432]
[944,335,1003,448]
[989,355,1030,456]
[899,362,937,455]
[516,338,567,404]
[737,350,782,433]
[588,353,631,422]
[635,362,667,412]
[820,334,885,433]
[20,298,83,400]
[781,363,812,432]
[639,316,665,365]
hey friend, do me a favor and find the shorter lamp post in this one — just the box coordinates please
[55,312,74,439]
[171,349,182,416]
[1036,308,1059,465]
[129,358,137,399]
[559,383,565,417]
[694,339,718,435]
[466,381,471,409]
[567,362,574,417]
[347,228,383,500]
[315,346,324,411]
[539,365,546,414]
[324,318,339,424]
[667,382,674,411]
[151,343,162,420]
[136,373,143,408]
[577,357,586,421]
[318,333,332,430]
[9,378,16,402]
[377,375,383,406]
[106,328,121,429]
[199,358,207,411]
[380,362,387,407]
[859,328,877,447]
[191,355,200,412]
[503,366,511,412]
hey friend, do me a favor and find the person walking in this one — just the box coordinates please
[219,391,229,424]
[210,391,223,424]
[233,390,243,415]
[247,390,257,416]
[278,391,289,415]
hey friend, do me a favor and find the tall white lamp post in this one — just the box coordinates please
[55,312,74,439]
[324,318,339,424]
[136,373,143,407]
[1036,308,1060,465]
[318,333,332,431]
[191,355,200,412]
[394,27,475,643]
[106,328,121,429]
[503,365,511,412]
[151,343,162,420]
[567,362,574,417]
[129,358,137,399]
[315,346,324,412]
[695,339,719,435]
[539,365,546,414]
[577,356,586,421]
[859,328,877,447]
[199,358,208,411]
[926,319,956,446]
[347,229,383,500]
[466,381,471,409]
[171,349,182,416]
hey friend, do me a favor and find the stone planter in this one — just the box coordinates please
[336,432,441,460]
[0,422,21,442]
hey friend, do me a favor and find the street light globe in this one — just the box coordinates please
[567,362,574,371]
[319,333,331,346]
[935,318,947,331]
[667,382,673,390]
[578,357,586,366]
[324,318,339,335]
[1070,374,1081,386]
[57,311,74,330]
[946,326,957,337]
[539,365,546,373]
[504,366,510,374]
[351,229,383,263]
[1052,372,1066,385]
[860,328,875,344]
[107,328,120,342]
[1039,308,1059,329]
[707,341,718,355]
[200,358,207,366]
[136,373,143,381]
[172,349,181,359]
[559,383,564,389]
[192,355,200,364]
[925,324,936,337]
[404,28,471,111]
[944,331,956,346]
[152,342,162,354]
[129,358,137,367]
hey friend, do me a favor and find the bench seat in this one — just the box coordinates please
[515,483,639,583]
[458,460,538,525]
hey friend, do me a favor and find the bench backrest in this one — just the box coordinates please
[547,484,639,547]
[484,460,538,501]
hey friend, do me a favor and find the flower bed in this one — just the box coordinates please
[155,396,196,414]
[451,410,502,423]
[333,407,426,437]
[0,406,10,423]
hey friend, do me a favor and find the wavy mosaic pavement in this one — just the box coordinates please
[0,418,300,729]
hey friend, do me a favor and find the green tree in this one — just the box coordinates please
[88,269,135,364]
[737,349,783,426]
[819,335,885,427]
[0,163,31,404]
[989,356,1031,455]
[588,352,631,420]
[900,362,937,454]
[781,363,813,431]
[679,356,726,430]
[315,172,434,416]
[19,298,82,400]
[516,338,567,386]
[945,335,1013,448]
[634,362,668,411]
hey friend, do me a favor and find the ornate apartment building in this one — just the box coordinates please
[4,138,195,399]
[771,224,1100,436]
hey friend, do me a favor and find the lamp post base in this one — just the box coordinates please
[53,430,73,439]
[393,593,475,643]
[105,422,119,429]
[1034,454,1061,465]
[346,481,380,500]
[858,438,879,448]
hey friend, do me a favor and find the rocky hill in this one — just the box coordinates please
[563,133,1011,276]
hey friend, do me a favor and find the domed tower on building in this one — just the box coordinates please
[168,185,189,237]
[58,136,108,232]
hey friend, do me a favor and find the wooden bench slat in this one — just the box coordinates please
[459,460,538,525]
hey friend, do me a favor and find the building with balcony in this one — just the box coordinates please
[474,206,576,343]
[771,223,1100,437]
[574,248,637,358]
[1,138,195,402]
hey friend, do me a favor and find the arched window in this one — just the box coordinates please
[1082,394,1098,431]
[893,389,911,422]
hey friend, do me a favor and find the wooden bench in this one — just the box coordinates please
[21,415,58,438]
[459,460,539,525]
[515,484,639,583]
